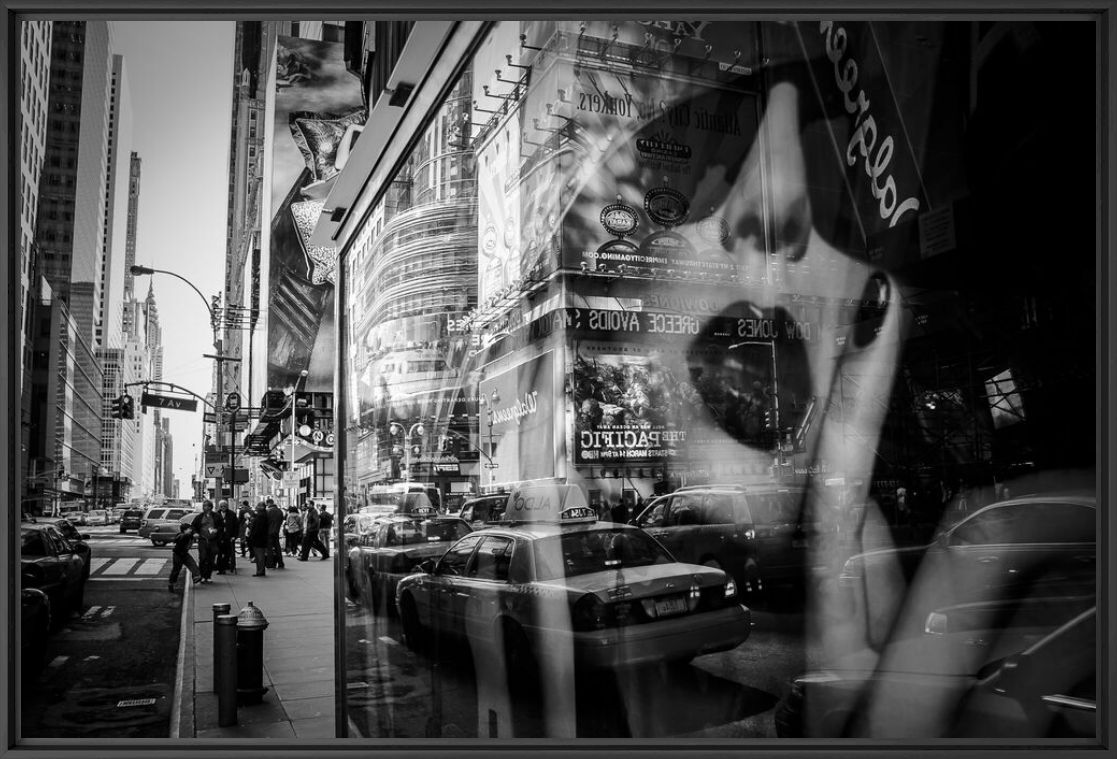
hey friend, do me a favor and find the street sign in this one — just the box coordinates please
[223,467,250,483]
[204,451,226,464]
[204,463,222,479]
[141,391,198,412]
[282,473,300,487]
[225,392,241,412]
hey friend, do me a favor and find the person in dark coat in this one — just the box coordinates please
[247,502,270,576]
[215,499,236,574]
[298,502,328,561]
[168,523,200,592]
[191,500,220,583]
[265,498,285,569]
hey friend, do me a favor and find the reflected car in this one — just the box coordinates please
[21,523,88,621]
[347,514,472,614]
[837,494,1096,645]
[39,517,92,579]
[632,485,832,600]
[138,506,195,546]
[395,515,751,677]
[774,599,1095,738]
[458,493,510,529]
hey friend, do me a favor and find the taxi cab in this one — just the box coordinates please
[345,505,472,614]
[394,484,751,672]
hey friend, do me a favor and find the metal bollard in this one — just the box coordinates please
[235,601,269,704]
[216,614,238,727]
[212,603,231,693]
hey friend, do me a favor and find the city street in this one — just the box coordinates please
[21,526,182,739]
[344,599,807,738]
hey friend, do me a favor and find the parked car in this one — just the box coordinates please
[21,523,88,622]
[837,494,1096,647]
[396,484,751,684]
[631,485,831,600]
[21,586,51,681]
[38,517,91,580]
[81,508,113,526]
[458,493,511,528]
[347,514,472,614]
[138,506,196,546]
[118,507,144,534]
[774,598,1095,738]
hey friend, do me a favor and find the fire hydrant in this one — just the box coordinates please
[236,601,269,704]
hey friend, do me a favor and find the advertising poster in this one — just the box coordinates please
[555,62,760,278]
[267,35,365,392]
[478,351,555,482]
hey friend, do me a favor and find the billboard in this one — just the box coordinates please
[267,34,365,392]
[477,351,555,482]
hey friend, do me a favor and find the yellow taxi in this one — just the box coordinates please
[394,484,751,672]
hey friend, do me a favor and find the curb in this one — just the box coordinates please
[169,574,195,738]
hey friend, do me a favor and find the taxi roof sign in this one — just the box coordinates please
[504,484,595,524]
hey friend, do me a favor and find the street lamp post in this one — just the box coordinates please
[389,422,425,482]
[477,390,500,488]
[130,264,232,500]
[287,370,309,507]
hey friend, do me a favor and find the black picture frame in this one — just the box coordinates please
[3,1,1114,758]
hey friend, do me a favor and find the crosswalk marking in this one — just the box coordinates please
[81,606,103,620]
[89,558,111,573]
[132,559,166,575]
[101,558,139,575]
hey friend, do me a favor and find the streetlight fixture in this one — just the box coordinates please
[129,264,218,349]
[389,422,425,482]
[286,369,309,506]
[477,389,501,486]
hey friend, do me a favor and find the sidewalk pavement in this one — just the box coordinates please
[174,551,338,739]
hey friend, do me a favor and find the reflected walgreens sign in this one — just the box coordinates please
[490,391,540,427]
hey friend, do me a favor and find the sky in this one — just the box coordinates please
[112,21,235,494]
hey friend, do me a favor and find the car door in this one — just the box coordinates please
[639,494,696,561]
[428,534,484,636]
[457,535,516,644]
[985,501,1096,597]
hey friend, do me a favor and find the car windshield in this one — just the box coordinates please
[384,519,468,546]
[532,529,674,580]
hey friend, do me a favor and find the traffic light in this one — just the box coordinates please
[410,444,422,458]
[110,395,124,418]
[121,394,135,419]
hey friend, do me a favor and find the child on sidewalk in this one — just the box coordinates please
[169,522,201,592]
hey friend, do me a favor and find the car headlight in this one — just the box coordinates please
[725,578,738,598]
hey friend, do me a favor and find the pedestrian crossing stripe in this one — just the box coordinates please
[90,558,167,578]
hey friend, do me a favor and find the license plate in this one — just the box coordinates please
[654,596,688,617]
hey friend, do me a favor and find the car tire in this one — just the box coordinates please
[399,595,427,652]
[70,580,85,616]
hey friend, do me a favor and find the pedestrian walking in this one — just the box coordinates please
[215,499,237,574]
[266,498,285,569]
[298,501,328,561]
[237,501,251,556]
[283,505,302,555]
[247,502,270,576]
[317,503,333,555]
[168,523,200,592]
[191,500,220,583]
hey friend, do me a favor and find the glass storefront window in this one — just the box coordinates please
[336,19,1097,740]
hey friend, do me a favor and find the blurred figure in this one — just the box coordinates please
[247,502,270,577]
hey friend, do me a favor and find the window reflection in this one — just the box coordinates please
[337,19,1097,741]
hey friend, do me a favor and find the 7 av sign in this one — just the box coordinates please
[141,391,198,412]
